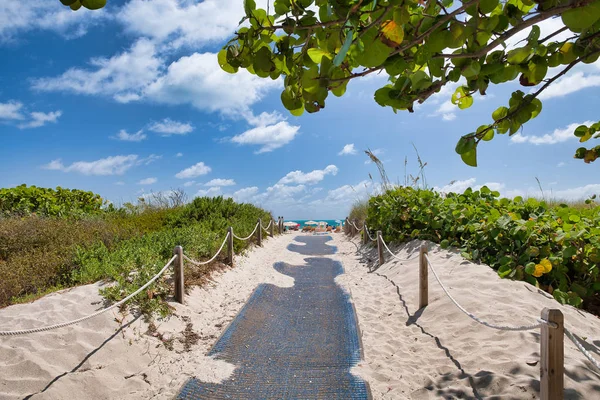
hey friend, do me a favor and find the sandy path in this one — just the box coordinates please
[331,234,600,399]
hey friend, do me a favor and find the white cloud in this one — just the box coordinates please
[278,165,338,185]
[112,129,147,142]
[42,154,160,176]
[338,144,357,155]
[557,162,566,167]
[322,180,374,203]
[0,101,24,120]
[148,118,194,135]
[144,52,280,117]
[0,1,109,42]
[32,39,163,103]
[511,121,593,145]
[442,113,456,121]
[195,186,221,198]
[175,152,183,157]
[204,179,236,187]
[18,111,62,129]
[115,181,125,186]
[117,0,243,50]
[0,101,62,129]
[537,72,600,101]
[244,111,285,127]
[434,178,478,193]
[138,177,157,185]
[231,121,300,153]
[175,161,211,179]
[232,186,259,202]
[183,181,196,187]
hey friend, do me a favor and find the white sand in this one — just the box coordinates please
[2,232,599,399]
[332,234,600,399]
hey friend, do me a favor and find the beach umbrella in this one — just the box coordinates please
[283,221,299,227]
[317,221,327,226]
[305,220,318,225]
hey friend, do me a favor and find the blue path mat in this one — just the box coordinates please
[286,235,337,255]
[177,235,370,399]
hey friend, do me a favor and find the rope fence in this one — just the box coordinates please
[1,218,279,337]
[346,217,600,399]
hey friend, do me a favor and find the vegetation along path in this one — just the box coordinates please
[177,235,370,399]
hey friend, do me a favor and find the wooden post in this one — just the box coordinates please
[173,245,184,304]
[352,219,358,236]
[377,231,384,266]
[257,218,262,246]
[419,244,428,309]
[227,227,234,266]
[363,224,368,245]
[541,308,564,400]
[269,219,274,237]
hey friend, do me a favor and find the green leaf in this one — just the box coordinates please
[461,148,477,167]
[81,0,106,10]
[244,0,256,16]
[479,0,499,13]
[218,49,237,73]
[562,1,600,33]
[307,48,332,64]
[492,106,509,121]
[455,135,476,154]
[355,30,391,68]
[507,46,532,64]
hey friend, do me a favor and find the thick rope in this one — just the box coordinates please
[564,327,600,371]
[424,254,544,331]
[381,238,419,262]
[0,255,178,336]
[350,221,364,231]
[263,219,273,230]
[183,232,230,266]
[364,225,377,242]
[232,223,259,241]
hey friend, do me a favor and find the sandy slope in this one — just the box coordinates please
[0,234,302,400]
[1,232,599,399]
[332,234,600,399]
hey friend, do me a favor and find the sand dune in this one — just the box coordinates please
[1,232,599,399]
[333,235,600,399]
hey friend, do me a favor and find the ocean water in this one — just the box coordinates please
[284,219,343,228]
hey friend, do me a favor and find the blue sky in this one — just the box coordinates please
[1,0,599,220]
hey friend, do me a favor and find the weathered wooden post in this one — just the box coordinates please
[352,218,357,236]
[419,244,428,309]
[257,218,262,246]
[377,231,384,266]
[227,227,234,266]
[541,308,564,400]
[363,224,368,245]
[269,219,274,237]
[173,245,184,304]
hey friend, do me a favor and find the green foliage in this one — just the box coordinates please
[0,185,104,217]
[59,0,106,11]
[573,120,600,163]
[218,0,600,165]
[0,189,273,315]
[366,186,600,310]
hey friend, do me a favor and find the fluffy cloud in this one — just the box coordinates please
[32,39,163,102]
[278,165,338,185]
[118,0,243,50]
[112,129,147,142]
[537,72,600,101]
[18,111,62,129]
[144,52,280,117]
[204,179,236,187]
[232,186,259,202]
[0,101,24,120]
[434,178,477,194]
[138,177,157,185]
[175,161,211,179]
[148,118,194,135]
[183,181,196,187]
[338,144,357,155]
[195,186,222,198]
[511,121,593,145]
[43,154,160,176]
[0,1,109,42]
[231,121,300,153]
[0,101,62,129]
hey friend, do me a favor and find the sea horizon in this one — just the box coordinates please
[284,219,343,228]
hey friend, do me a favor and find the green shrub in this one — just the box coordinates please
[366,186,600,310]
[0,185,104,217]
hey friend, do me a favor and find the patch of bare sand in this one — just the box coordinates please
[331,234,600,399]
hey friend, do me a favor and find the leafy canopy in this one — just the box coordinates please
[62,0,600,165]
